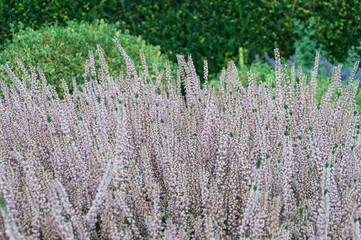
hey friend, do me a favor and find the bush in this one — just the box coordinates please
[292,18,325,69]
[1,41,361,238]
[0,0,102,49]
[0,20,173,96]
[1,1,361,74]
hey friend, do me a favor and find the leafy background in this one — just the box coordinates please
[1,0,361,73]
[0,20,172,96]
[0,0,361,109]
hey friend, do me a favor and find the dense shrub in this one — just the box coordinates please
[0,20,172,96]
[1,39,361,238]
[1,1,361,73]
[0,0,102,48]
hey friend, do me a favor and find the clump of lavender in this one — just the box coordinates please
[0,39,361,239]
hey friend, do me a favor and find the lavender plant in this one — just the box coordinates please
[0,39,361,239]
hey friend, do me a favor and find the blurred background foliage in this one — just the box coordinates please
[1,0,360,74]
[0,20,173,97]
[0,0,361,110]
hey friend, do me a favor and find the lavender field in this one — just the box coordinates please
[0,38,361,239]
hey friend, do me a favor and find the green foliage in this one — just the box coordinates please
[0,0,102,49]
[0,20,172,95]
[293,18,325,68]
[344,45,361,69]
[1,0,360,77]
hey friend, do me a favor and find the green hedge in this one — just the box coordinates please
[1,0,361,75]
[0,20,172,96]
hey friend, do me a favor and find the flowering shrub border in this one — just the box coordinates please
[0,40,361,239]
